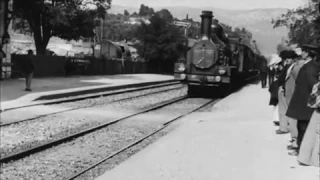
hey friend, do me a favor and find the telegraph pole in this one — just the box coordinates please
[0,0,11,79]
[0,0,7,40]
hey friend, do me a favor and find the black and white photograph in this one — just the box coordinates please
[0,0,319,179]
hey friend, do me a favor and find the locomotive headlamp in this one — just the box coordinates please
[207,76,215,82]
[180,73,186,79]
[178,63,186,71]
[218,69,226,74]
[215,76,222,82]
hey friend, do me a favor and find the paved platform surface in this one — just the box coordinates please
[0,74,173,104]
[96,84,319,180]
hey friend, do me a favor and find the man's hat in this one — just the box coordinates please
[279,50,299,60]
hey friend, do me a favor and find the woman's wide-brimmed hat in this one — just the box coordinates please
[279,50,299,60]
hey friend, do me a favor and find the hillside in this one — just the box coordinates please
[109,5,289,55]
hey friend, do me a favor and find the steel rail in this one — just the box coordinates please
[0,96,189,164]
[65,98,219,180]
[0,84,184,127]
[0,81,181,113]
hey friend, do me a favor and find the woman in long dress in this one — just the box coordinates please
[269,64,283,125]
[297,109,320,167]
[269,77,279,125]
[297,59,320,166]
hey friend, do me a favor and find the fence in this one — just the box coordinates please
[11,55,149,78]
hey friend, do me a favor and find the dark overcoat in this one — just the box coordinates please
[268,67,276,76]
[260,60,268,73]
[21,55,35,74]
[286,60,320,120]
[268,79,279,106]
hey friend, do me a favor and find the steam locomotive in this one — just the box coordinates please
[174,11,262,96]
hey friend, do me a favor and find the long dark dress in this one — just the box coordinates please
[268,80,279,106]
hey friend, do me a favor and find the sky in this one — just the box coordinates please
[112,0,308,10]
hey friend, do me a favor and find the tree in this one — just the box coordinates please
[272,3,319,46]
[139,4,154,16]
[96,13,139,42]
[233,27,242,36]
[12,17,32,35]
[13,0,111,55]
[220,23,233,34]
[156,9,174,22]
[135,14,187,73]
[124,10,130,16]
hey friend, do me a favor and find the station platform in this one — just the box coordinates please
[96,84,319,180]
[0,74,174,108]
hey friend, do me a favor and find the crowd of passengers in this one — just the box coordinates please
[261,42,320,167]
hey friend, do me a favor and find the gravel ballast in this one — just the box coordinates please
[1,122,156,180]
[0,97,214,180]
[0,87,187,158]
[57,84,184,108]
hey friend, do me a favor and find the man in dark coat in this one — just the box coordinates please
[278,59,294,95]
[276,51,298,134]
[268,65,276,87]
[259,59,268,88]
[286,45,320,155]
[22,50,35,91]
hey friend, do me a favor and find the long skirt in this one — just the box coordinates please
[278,89,289,132]
[273,105,279,122]
[298,110,320,167]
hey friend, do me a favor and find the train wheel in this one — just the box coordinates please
[187,85,198,97]
[220,84,233,97]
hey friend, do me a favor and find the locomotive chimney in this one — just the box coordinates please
[200,11,213,40]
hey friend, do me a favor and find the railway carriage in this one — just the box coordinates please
[174,11,261,96]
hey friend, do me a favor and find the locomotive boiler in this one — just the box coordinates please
[174,11,260,96]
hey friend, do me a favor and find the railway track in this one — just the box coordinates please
[66,98,218,180]
[0,82,184,127]
[0,80,181,113]
[0,96,219,180]
[0,96,189,163]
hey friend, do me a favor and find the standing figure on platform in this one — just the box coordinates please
[22,50,35,91]
[268,74,279,125]
[259,58,268,88]
[276,50,298,135]
[286,44,320,156]
[298,70,320,166]
[268,65,276,87]
[284,53,304,149]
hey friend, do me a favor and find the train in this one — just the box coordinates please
[174,11,264,96]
